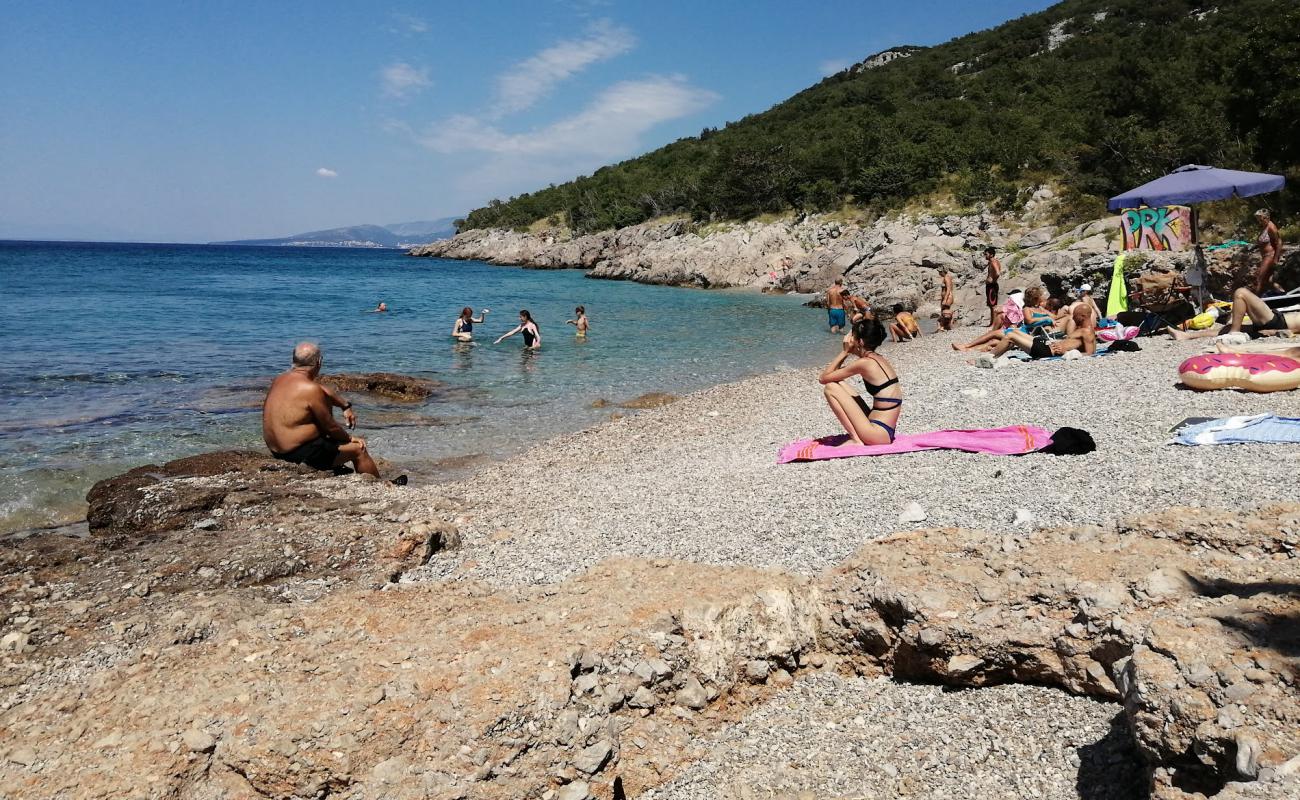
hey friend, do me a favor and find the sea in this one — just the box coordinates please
[0,240,831,535]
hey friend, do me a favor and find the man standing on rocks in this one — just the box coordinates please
[827,278,848,333]
[263,342,388,480]
[939,268,955,330]
[983,247,1003,328]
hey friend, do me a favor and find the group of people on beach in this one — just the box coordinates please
[816,209,1292,448]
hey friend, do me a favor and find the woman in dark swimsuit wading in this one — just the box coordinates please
[819,317,903,445]
[453,307,489,342]
[495,309,542,350]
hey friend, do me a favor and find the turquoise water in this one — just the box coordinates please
[0,241,828,533]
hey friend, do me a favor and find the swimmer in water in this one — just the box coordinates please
[566,306,589,338]
[494,309,542,350]
[369,302,388,313]
[452,307,489,341]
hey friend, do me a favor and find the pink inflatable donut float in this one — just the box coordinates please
[1178,353,1300,392]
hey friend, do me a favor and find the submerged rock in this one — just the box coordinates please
[320,372,439,402]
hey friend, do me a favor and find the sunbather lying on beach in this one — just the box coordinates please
[1166,287,1300,340]
[263,342,402,483]
[989,305,1096,359]
[818,318,903,445]
[1215,342,1300,359]
[953,287,1052,352]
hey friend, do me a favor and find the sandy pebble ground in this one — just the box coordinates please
[646,675,1145,800]
[405,329,1300,587]
[393,328,1299,799]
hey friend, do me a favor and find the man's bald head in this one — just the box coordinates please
[292,342,322,368]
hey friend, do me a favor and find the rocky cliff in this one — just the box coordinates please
[414,203,1300,327]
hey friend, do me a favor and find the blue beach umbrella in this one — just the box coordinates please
[1107,164,1286,304]
[1107,164,1285,211]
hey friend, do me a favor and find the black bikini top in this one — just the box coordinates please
[860,353,900,395]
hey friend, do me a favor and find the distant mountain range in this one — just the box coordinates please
[213,218,460,248]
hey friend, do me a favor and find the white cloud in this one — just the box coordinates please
[818,58,853,76]
[316,167,338,178]
[420,76,717,160]
[491,20,635,116]
[387,13,429,34]
[381,62,431,98]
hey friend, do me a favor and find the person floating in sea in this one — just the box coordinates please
[888,304,920,342]
[818,317,903,446]
[369,302,388,313]
[983,246,1003,327]
[938,267,955,331]
[453,307,489,341]
[262,342,404,484]
[1253,209,1285,296]
[826,278,848,333]
[566,305,590,338]
[1166,287,1300,340]
[495,309,542,349]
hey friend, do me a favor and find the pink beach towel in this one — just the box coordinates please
[777,425,1053,463]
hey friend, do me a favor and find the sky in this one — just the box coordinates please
[0,0,1057,243]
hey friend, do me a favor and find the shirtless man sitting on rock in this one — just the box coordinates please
[263,342,396,481]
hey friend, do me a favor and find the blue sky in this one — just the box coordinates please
[0,0,1056,242]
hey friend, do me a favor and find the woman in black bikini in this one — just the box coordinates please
[494,309,542,350]
[819,317,902,445]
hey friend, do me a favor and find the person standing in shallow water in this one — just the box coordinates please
[566,306,589,338]
[495,309,542,349]
[453,307,489,341]
[826,278,848,333]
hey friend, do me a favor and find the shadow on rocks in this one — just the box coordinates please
[1185,573,1300,660]
[1075,712,1148,800]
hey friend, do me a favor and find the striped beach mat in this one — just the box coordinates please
[778,425,1054,463]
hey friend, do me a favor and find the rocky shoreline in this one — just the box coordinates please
[408,198,1296,328]
[3,333,1300,798]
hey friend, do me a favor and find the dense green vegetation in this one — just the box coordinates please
[461,0,1299,235]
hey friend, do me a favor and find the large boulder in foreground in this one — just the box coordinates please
[85,450,292,536]
[6,504,1297,798]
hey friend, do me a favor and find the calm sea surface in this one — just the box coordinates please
[0,241,829,533]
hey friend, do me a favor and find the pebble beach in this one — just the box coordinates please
[408,330,1300,586]
[392,328,1299,798]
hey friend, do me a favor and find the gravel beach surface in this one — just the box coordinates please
[406,330,1300,586]
[646,674,1145,800]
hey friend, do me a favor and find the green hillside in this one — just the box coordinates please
[462,0,1298,235]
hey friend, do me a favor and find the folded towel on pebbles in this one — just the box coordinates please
[1217,332,1252,345]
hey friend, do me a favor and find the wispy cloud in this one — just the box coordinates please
[490,20,634,117]
[421,76,717,159]
[818,58,853,76]
[316,167,338,178]
[381,62,431,98]
[386,12,429,35]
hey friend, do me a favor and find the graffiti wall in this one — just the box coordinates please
[1118,205,1193,251]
